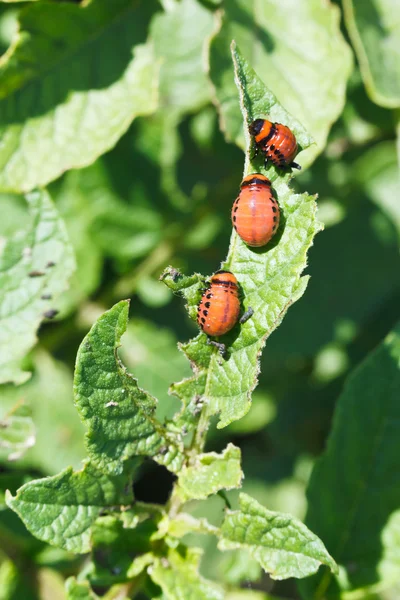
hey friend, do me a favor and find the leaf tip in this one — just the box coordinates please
[5,489,14,507]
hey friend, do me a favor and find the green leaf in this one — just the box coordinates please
[343,0,400,108]
[219,493,337,581]
[150,547,225,600]
[6,461,134,553]
[151,0,216,115]
[299,323,400,599]
[163,45,321,429]
[0,0,158,193]
[0,189,75,384]
[177,443,243,501]
[209,1,352,166]
[74,301,184,475]
[0,402,35,462]
[65,578,99,600]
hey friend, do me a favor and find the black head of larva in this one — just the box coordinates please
[249,119,264,136]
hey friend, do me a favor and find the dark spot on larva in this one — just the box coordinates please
[224,289,228,293]
[270,144,275,150]
[274,149,280,155]
[272,206,277,213]
[234,205,239,212]
[203,309,208,316]
[201,317,206,324]
[233,215,236,222]
[273,216,278,222]
[206,293,212,299]
[205,301,211,308]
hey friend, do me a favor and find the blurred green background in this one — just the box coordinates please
[0,0,399,598]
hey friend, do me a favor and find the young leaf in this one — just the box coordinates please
[163,45,321,429]
[208,1,352,166]
[343,0,400,108]
[177,443,243,501]
[149,547,225,600]
[0,0,158,193]
[0,189,75,385]
[6,461,135,553]
[74,301,184,475]
[299,322,400,599]
[219,493,337,580]
[0,402,35,462]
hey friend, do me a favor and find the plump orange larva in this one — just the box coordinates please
[231,173,280,247]
[197,270,241,337]
[249,119,300,170]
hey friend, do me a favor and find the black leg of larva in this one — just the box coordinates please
[206,338,227,358]
[250,144,259,161]
[240,307,254,324]
[291,161,301,170]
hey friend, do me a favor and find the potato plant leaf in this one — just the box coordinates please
[219,493,337,581]
[208,1,352,166]
[299,322,400,599]
[6,461,135,553]
[177,443,243,501]
[149,547,225,600]
[163,44,321,429]
[74,301,184,475]
[343,0,400,108]
[0,189,75,385]
[0,0,158,192]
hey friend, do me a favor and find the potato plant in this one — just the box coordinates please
[0,1,399,599]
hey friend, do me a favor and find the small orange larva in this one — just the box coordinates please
[232,173,280,247]
[197,271,241,337]
[249,119,300,170]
